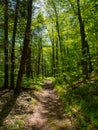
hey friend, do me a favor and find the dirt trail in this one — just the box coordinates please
[24,80,76,130]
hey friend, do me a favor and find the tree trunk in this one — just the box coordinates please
[41,49,44,78]
[14,0,33,93]
[86,41,93,73]
[53,2,63,70]
[46,26,55,77]
[26,45,32,78]
[97,46,98,70]
[44,60,47,77]
[37,37,42,76]
[4,0,9,88]
[77,0,88,80]
[51,28,55,77]
[52,39,55,77]
[95,33,98,71]
[55,39,59,75]
[10,0,19,89]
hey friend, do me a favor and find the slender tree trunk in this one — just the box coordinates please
[37,49,41,75]
[86,41,93,73]
[46,26,55,77]
[44,60,47,77]
[52,1,64,73]
[51,28,55,77]
[55,39,59,75]
[95,33,98,71]
[97,46,98,70]
[55,16,62,55]
[4,0,9,88]
[52,40,55,77]
[37,37,42,76]
[77,0,88,80]
[10,0,19,89]
[42,48,44,78]
[52,1,62,56]
[49,0,63,74]
[26,45,32,78]
[14,0,33,93]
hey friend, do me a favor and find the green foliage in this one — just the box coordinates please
[1,120,24,130]
[0,0,98,88]
[22,76,43,90]
[45,77,55,83]
[56,81,98,129]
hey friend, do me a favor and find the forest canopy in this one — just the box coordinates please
[0,0,98,89]
[0,0,98,129]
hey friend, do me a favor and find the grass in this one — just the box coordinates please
[2,119,24,130]
[22,76,44,90]
[55,80,98,130]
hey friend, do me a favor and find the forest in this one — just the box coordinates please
[0,0,98,129]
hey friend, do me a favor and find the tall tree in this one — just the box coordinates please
[36,34,42,76]
[48,26,56,77]
[14,0,33,93]
[4,0,9,88]
[10,0,19,89]
[33,13,44,76]
[26,45,32,78]
[77,0,88,80]
[52,1,62,57]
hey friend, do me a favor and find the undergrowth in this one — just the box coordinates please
[22,76,44,90]
[56,80,98,130]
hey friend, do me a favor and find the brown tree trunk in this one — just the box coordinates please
[97,46,98,70]
[26,45,32,78]
[95,33,98,71]
[77,0,88,80]
[86,41,93,73]
[52,1,62,56]
[10,0,19,89]
[14,0,33,93]
[37,48,41,75]
[56,39,59,75]
[51,28,56,77]
[37,36,42,76]
[52,39,55,77]
[44,60,47,77]
[46,26,55,77]
[52,1,64,74]
[4,0,9,88]
[41,49,44,78]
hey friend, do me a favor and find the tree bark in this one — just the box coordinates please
[26,45,32,78]
[55,38,59,75]
[37,36,42,76]
[14,0,33,93]
[46,26,55,77]
[4,0,9,88]
[86,41,93,73]
[77,0,88,80]
[51,37,55,77]
[52,1,64,73]
[52,1,62,55]
[10,0,19,89]
[41,49,44,78]
[95,33,98,71]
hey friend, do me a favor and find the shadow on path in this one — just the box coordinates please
[0,88,10,97]
[0,91,20,126]
[24,80,76,130]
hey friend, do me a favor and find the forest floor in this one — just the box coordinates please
[0,80,77,130]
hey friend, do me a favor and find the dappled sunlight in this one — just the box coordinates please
[0,0,98,129]
[57,80,98,130]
